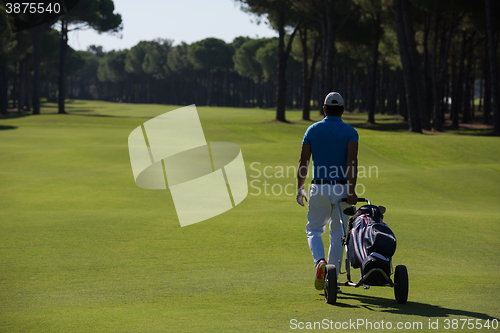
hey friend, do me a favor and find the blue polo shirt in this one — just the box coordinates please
[302,116,358,181]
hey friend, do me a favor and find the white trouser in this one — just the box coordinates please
[306,184,349,276]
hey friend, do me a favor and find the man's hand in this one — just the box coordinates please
[346,193,358,205]
[296,188,308,207]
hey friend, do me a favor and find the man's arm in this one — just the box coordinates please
[346,141,358,205]
[297,144,311,191]
[296,144,311,206]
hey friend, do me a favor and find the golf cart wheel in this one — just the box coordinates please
[324,264,337,305]
[394,265,408,304]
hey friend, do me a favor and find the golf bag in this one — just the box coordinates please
[346,205,396,285]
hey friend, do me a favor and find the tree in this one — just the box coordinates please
[0,5,14,115]
[393,0,422,133]
[56,0,122,113]
[8,0,490,131]
[142,39,173,103]
[39,28,60,100]
[335,4,376,113]
[71,49,101,100]
[125,39,172,82]
[29,23,58,114]
[167,42,193,105]
[142,39,172,80]
[238,0,300,121]
[233,38,269,108]
[450,30,468,127]
[287,0,359,116]
[96,50,128,101]
[430,1,452,131]
[88,45,105,57]
[485,0,500,134]
[188,38,234,106]
[125,42,147,78]
[65,47,85,98]
[318,0,354,107]
[296,24,321,120]
[361,0,382,124]
[274,7,300,121]
[256,39,278,82]
[167,43,191,73]
[10,30,33,112]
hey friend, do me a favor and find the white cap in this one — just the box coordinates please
[324,92,344,106]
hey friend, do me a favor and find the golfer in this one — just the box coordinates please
[296,92,359,291]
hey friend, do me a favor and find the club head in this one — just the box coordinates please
[343,206,356,216]
[378,206,386,214]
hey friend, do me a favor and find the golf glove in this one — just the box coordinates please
[296,188,308,207]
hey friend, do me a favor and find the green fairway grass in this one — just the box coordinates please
[1,100,499,332]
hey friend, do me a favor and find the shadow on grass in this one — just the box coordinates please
[292,118,317,124]
[348,121,496,136]
[350,121,410,132]
[0,112,32,121]
[66,113,155,120]
[442,125,497,136]
[68,113,121,118]
[41,104,95,113]
[0,125,17,130]
[330,292,497,320]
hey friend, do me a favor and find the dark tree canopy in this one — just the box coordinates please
[1,0,499,134]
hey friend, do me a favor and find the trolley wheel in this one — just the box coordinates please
[394,265,408,304]
[324,264,337,305]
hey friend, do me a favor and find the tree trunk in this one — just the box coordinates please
[430,2,438,130]
[0,57,7,116]
[470,58,475,119]
[347,72,354,111]
[308,39,321,114]
[463,33,475,124]
[275,10,299,122]
[422,11,432,130]
[485,0,500,134]
[276,10,287,121]
[403,0,427,130]
[479,64,483,114]
[300,26,310,120]
[317,0,352,115]
[393,0,422,132]
[450,50,457,121]
[378,61,386,115]
[387,71,398,115]
[18,60,26,112]
[483,47,492,124]
[442,69,449,123]
[299,27,321,121]
[13,63,18,111]
[30,25,43,115]
[367,12,381,124]
[320,0,335,96]
[58,19,68,114]
[430,2,445,131]
[451,32,467,127]
[257,74,263,109]
[224,71,229,107]
[287,70,293,110]
[399,70,408,122]
[368,12,380,124]
[26,59,32,111]
[206,69,214,106]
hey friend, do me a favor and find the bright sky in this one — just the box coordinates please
[67,0,278,52]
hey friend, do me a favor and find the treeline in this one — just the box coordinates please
[1,0,499,133]
[0,0,122,115]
